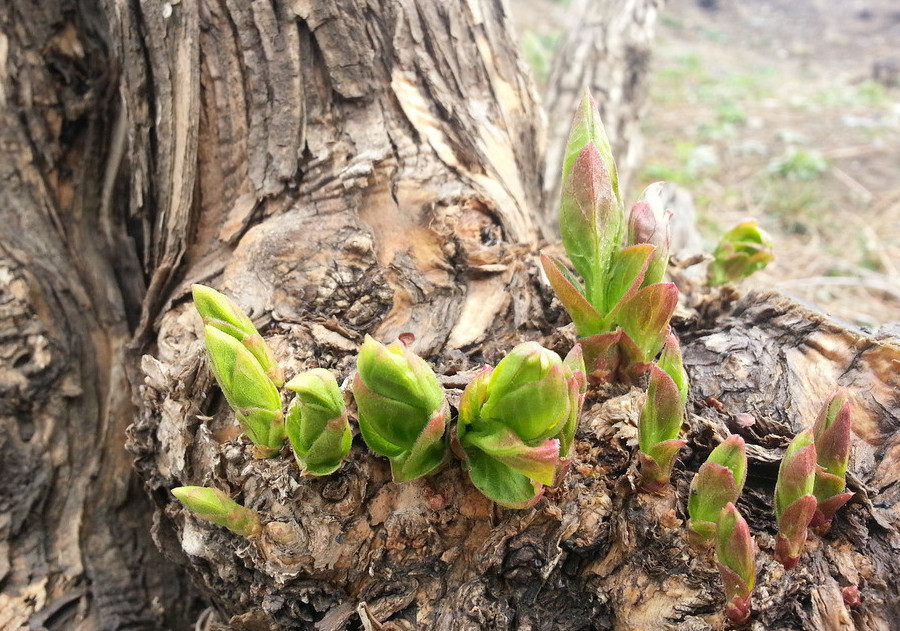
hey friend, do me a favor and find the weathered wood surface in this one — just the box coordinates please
[3,0,899,630]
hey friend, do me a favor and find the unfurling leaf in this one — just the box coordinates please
[285,369,351,476]
[457,343,584,508]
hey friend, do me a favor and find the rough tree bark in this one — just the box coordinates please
[2,1,899,631]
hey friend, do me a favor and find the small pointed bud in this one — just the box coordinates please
[810,390,855,528]
[716,503,756,624]
[352,335,448,481]
[627,182,672,286]
[688,436,747,547]
[657,330,689,405]
[774,430,818,568]
[172,486,262,538]
[203,325,285,456]
[638,365,686,492]
[709,221,774,286]
[560,144,624,306]
[457,343,584,507]
[285,369,351,476]
[192,284,283,385]
[842,585,861,608]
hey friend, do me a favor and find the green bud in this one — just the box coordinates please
[285,369,351,476]
[172,486,262,538]
[203,325,285,457]
[457,343,584,508]
[638,365,686,493]
[352,335,448,481]
[810,390,854,529]
[709,221,774,287]
[716,503,755,624]
[774,430,818,569]
[192,284,284,386]
[656,330,689,405]
[688,435,747,547]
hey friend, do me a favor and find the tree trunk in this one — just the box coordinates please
[541,0,665,233]
[2,1,900,631]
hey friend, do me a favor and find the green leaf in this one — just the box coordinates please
[540,254,605,336]
[601,244,653,320]
[463,447,545,509]
[463,425,560,486]
[616,283,679,360]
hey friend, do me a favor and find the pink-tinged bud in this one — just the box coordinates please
[716,503,756,624]
[560,144,624,307]
[627,182,672,286]
[774,430,818,568]
[688,435,747,547]
[638,365,686,492]
[810,390,854,529]
[842,585,861,608]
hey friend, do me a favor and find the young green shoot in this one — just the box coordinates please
[455,342,586,508]
[352,335,449,482]
[172,486,262,538]
[774,429,818,569]
[688,435,747,547]
[285,369,352,476]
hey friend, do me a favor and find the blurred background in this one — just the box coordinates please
[518,0,900,328]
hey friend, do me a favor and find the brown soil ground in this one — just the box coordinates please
[519,0,900,328]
